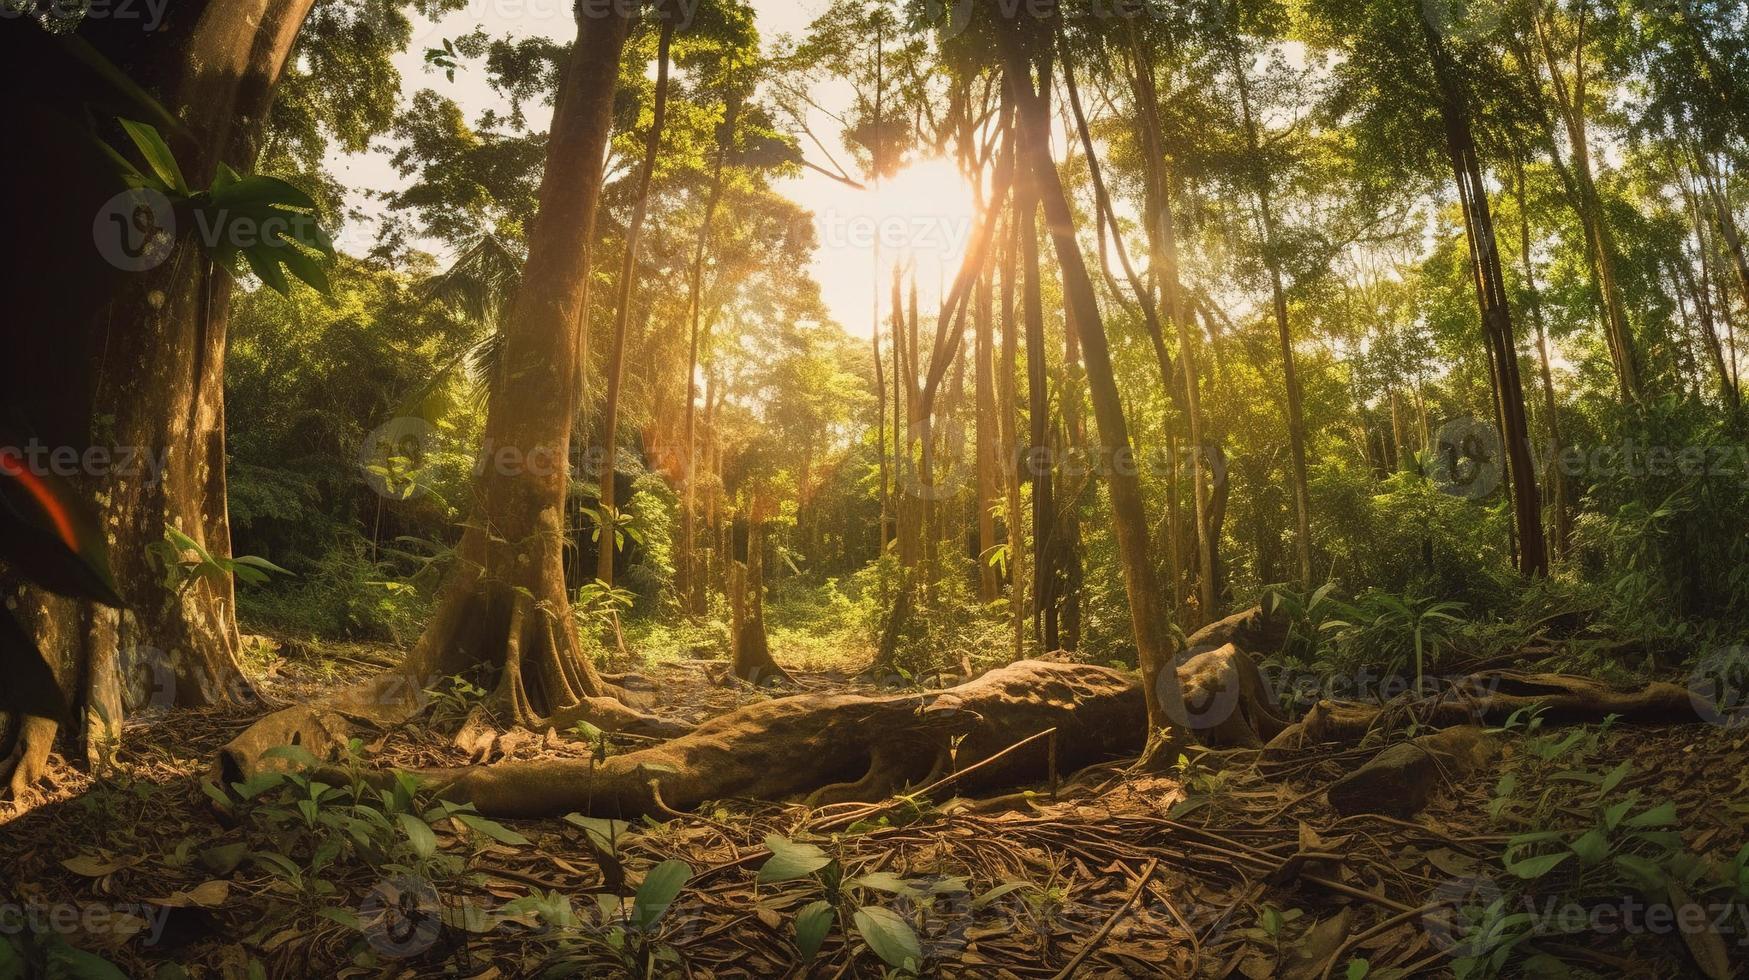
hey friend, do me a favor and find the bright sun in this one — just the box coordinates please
[792,155,981,338]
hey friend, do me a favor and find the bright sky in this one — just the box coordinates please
[325,0,977,339]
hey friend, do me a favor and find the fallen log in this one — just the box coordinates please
[398,659,1150,819]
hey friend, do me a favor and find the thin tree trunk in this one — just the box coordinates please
[1532,3,1642,402]
[1001,24,1188,748]
[596,20,673,587]
[1228,31,1314,583]
[1512,153,1572,559]
[1425,12,1548,577]
[681,108,733,617]
[1128,29,1219,623]
[976,260,1000,602]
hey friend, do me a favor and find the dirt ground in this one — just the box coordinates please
[2,640,1745,979]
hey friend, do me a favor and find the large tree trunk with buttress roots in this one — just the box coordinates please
[218,9,664,782]
[0,1,315,795]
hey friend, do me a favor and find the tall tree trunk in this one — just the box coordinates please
[1000,25,1188,750]
[1512,154,1573,559]
[1128,29,1220,624]
[1424,13,1549,577]
[681,107,733,618]
[596,20,674,588]
[4,1,316,789]
[1000,208,1026,660]
[1226,25,1313,582]
[1019,152,1058,652]
[875,325,891,558]
[1532,3,1643,402]
[399,8,636,723]
[975,261,1000,602]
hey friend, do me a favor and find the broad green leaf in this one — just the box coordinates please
[455,813,531,847]
[758,834,833,883]
[1568,829,1609,866]
[632,860,691,930]
[795,900,834,963]
[1624,801,1678,828]
[853,905,922,972]
[1505,851,1570,880]
[43,935,129,980]
[397,812,437,859]
[564,814,630,851]
[119,119,188,195]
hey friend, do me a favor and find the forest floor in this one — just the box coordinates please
[2,636,1746,979]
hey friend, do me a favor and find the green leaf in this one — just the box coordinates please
[849,871,918,896]
[241,244,292,296]
[455,813,531,847]
[206,174,317,215]
[119,119,188,195]
[43,934,129,980]
[397,812,437,859]
[1613,853,1668,889]
[1624,801,1678,828]
[1568,829,1609,866]
[632,860,691,930]
[758,834,833,884]
[0,937,22,980]
[853,905,922,972]
[1505,851,1571,880]
[232,555,294,576]
[1344,960,1370,980]
[317,907,361,930]
[795,900,834,963]
[971,881,1032,909]
[1599,761,1631,796]
[563,814,630,851]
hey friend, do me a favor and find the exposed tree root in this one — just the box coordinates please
[1,715,58,801]
[400,659,1152,818]
[1182,603,1289,657]
[219,577,686,781]
[1265,670,1702,754]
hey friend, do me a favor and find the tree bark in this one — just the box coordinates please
[222,9,654,781]
[681,106,733,618]
[3,1,316,789]
[1001,24,1190,753]
[1423,13,1549,578]
[1127,28,1220,625]
[596,20,674,588]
